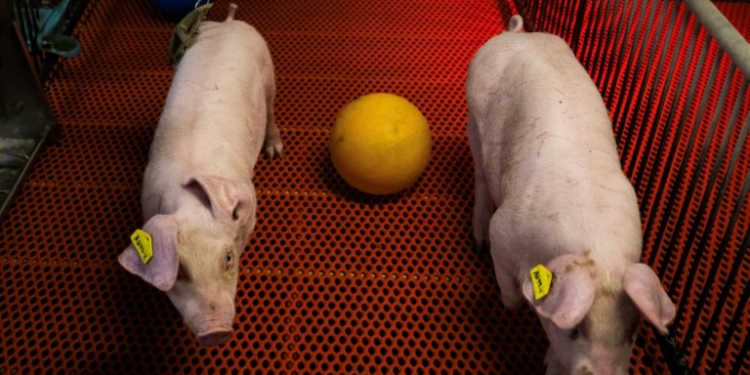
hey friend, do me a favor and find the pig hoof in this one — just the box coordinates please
[197,329,233,346]
[471,239,488,253]
[265,145,284,161]
[500,295,523,310]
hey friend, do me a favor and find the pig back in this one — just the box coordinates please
[147,20,274,189]
[469,32,642,266]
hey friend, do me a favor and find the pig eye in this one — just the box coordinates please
[569,327,580,340]
[177,264,189,281]
[225,252,234,270]
[232,207,239,221]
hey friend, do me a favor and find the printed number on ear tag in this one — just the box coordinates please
[530,264,553,300]
[130,229,153,264]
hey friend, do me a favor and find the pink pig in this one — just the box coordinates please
[467,15,676,374]
[118,4,283,346]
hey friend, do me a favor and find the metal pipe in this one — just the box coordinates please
[687,77,749,372]
[695,102,750,374]
[605,0,638,112]
[684,0,750,78]
[640,8,694,268]
[665,48,724,300]
[591,0,617,89]
[730,306,750,374]
[624,0,675,176]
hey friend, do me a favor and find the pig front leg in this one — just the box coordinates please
[492,256,524,309]
[543,349,565,375]
[488,212,524,309]
[263,86,284,161]
[468,113,493,251]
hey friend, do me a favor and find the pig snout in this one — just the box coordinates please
[168,286,237,346]
[191,314,235,346]
[573,353,629,375]
[190,302,236,346]
[572,364,626,375]
[197,327,233,346]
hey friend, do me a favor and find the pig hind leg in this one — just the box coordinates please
[468,113,493,251]
[263,83,284,161]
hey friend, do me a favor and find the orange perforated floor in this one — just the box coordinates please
[0,0,733,374]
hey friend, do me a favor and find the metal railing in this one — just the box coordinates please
[515,0,750,373]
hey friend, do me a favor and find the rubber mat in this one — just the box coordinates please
[0,0,746,374]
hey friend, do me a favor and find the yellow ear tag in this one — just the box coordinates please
[130,229,153,264]
[530,264,553,300]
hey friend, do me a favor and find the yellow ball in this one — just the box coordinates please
[329,93,432,195]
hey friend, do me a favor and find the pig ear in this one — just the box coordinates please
[184,176,256,225]
[118,215,180,292]
[522,254,596,330]
[624,263,676,335]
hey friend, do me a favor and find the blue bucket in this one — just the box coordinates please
[152,0,214,20]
